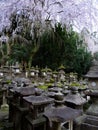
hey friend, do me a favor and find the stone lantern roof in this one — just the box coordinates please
[44,91,82,126]
[84,59,98,78]
[44,105,81,122]
[64,91,86,106]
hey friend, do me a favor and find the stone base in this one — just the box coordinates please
[24,115,46,130]
[81,122,98,130]
[74,114,98,130]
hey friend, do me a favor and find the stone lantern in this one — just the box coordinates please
[73,59,98,130]
[13,66,20,73]
[35,65,39,80]
[0,69,4,77]
[84,59,98,90]
[58,65,65,82]
[11,62,20,74]
[85,90,98,116]
[30,67,35,77]
[22,95,54,130]
[84,59,98,115]
[64,87,86,111]
[44,91,81,130]
[69,72,78,83]
[1,66,11,77]
[41,69,47,77]
[73,90,98,130]
[41,67,52,82]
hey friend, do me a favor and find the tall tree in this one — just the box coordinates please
[32,23,92,76]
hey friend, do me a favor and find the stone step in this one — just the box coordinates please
[87,115,98,120]
[85,117,98,126]
[81,122,98,130]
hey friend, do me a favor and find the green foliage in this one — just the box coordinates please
[32,23,92,76]
[49,78,55,83]
[6,79,12,84]
[10,43,31,63]
[32,23,67,68]
[7,11,40,71]
[41,68,52,72]
[70,82,86,89]
[58,64,65,70]
[38,85,48,90]
[1,13,92,76]
[74,47,92,76]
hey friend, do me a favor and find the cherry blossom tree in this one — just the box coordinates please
[0,0,98,33]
